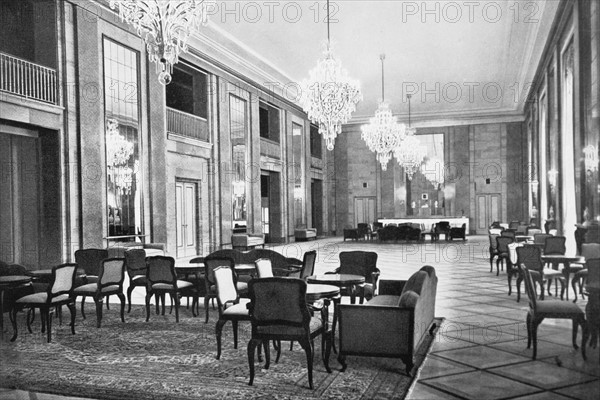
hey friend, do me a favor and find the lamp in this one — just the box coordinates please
[393,94,425,179]
[300,0,362,151]
[583,145,598,173]
[361,54,405,170]
[547,169,558,187]
[110,0,209,85]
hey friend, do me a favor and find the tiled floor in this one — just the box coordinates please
[1,235,598,399]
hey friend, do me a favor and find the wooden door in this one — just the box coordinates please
[175,181,197,257]
[476,194,501,234]
[354,197,376,226]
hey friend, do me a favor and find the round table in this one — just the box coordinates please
[306,284,340,303]
[0,275,32,339]
[541,255,585,300]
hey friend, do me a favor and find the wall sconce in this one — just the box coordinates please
[583,145,598,172]
[548,169,558,187]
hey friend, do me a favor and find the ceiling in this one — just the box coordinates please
[204,0,560,127]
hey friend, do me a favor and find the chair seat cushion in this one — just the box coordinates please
[543,269,564,278]
[237,282,248,293]
[223,299,251,316]
[16,293,69,304]
[153,280,194,291]
[131,275,146,284]
[367,295,400,306]
[536,300,585,315]
[74,284,121,294]
[256,316,322,336]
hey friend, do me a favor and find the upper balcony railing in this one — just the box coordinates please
[167,107,209,142]
[0,52,58,105]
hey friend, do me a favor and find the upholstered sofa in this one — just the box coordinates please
[295,227,317,241]
[206,249,302,277]
[231,234,265,250]
[377,224,422,242]
[337,266,438,375]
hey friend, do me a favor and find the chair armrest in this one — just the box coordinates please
[378,279,406,296]
[324,268,340,275]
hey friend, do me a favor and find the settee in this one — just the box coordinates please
[231,234,265,250]
[377,224,422,242]
[337,266,438,375]
[206,248,302,277]
[295,227,317,241]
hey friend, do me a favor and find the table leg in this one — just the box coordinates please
[0,288,4,339]
[562,262,571,301]
[331,295,340,354]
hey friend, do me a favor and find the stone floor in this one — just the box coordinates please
[1,235,598,399]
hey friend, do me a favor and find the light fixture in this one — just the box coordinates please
[361,54,405,170]
[548,169,558,187]
[110,0,209,85]
[394,94,425,179]
[583,145,598,172]
[300,0,362,151]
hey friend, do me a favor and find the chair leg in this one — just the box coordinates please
[94,296,103,328]
[496,258,500,277]
[531,318,541,360]
[571,318,580,350]
[232,320,239,349]
[26,308,34,333]
[580,319,589,361]
[247,338,261,386]
[106,296,110,310]
[127,285,134,313]
[572,278,579,303]
[80,296,87,319]
[68,301,76,335]
[274,340,282,363]
[516,275,522,302]
[526,313,532,349]
[145,292,152,322]
[322,330,332,373]
[174,292,180,323]
[507,272,513,296]
[204,296,210,323]
[298,337,314,389]
[10,306,19,342]
[215,319,227,359]
[118,293,126,322]
[44,307,52,343]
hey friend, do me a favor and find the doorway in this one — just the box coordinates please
[476,194,501,234]
[175,181,198,257]
[261,171,282,243]
[354,196,376,226]
[311,179,323,235]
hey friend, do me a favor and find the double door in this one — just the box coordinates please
[175,181,197,257]
[476,194,501,234]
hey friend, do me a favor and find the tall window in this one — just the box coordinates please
[259,101,280,142]
[292,122,305,227]
[166,62,207,119]
[230,95,247,229]
[310,124,322,159]
[103,38,142,238]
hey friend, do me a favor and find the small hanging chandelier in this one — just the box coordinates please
[394,94,425,180]
[300,0,362,151]
[361,54,405,170]
[110,1,209,85]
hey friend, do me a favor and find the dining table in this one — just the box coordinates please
[307,274,365,353]
[0,275,32,339]
[541,254,585,301]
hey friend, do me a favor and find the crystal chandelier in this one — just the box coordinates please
[110,0,209,85]
[393,94,425,179]
[300,0,362,151]
[361,54,405,170]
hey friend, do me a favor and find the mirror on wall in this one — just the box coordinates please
[292,122,305,228]
[230,95,247,232]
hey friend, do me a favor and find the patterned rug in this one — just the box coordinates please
[0,305,441,399]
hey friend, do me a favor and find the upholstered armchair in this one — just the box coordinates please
[448,223,466,241]
[327,251,379,304]
[343,227,360,241]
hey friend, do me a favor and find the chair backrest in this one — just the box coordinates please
[255,258,274,278]
[586,258,600,289]
[299,250,317,281]
[533,233,552,244]
[204,257,235,289]
[146,256,176,287]
[517,245,544,272]
[544,236,566,255]
[99,258,126,291]
[519,265,538,311]
[338,251,379,282]
[373,222,383,231]
[248,277,309,329]
[357,223,370,236]
[214,266,239,310]
[516,224,529,235]
[508,242,522,264]
[489,234,500,249]
[75,248,109,276]
[489,228,503,235]
[48,263,78,301]
[496,236,513,253]
[0,263,30,276]
[582,243,600,260]
[124,248,146,278]
[501,230,516,240]
[527,228,542,236]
